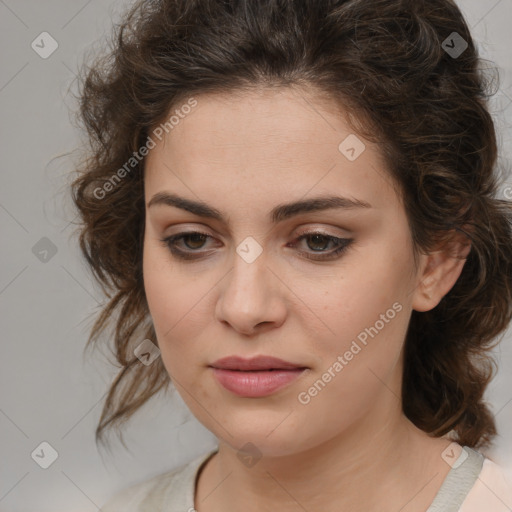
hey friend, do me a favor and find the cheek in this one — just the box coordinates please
[304,239,413,391]
[142,239,221,379]
[296,306,408,437]
[318,239,413,335]
[143,243,175,325]
[143,242,194,359]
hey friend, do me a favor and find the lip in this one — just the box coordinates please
[209,356,308,397]
[210,355,305,371]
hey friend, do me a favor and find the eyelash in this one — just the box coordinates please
[159,230,353,262]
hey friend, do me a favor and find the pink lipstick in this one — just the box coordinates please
[209,356,308,397]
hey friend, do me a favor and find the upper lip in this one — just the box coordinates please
[209,355,307,371]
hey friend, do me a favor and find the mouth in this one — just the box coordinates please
[209,355,309,397]
[209,355,308,371]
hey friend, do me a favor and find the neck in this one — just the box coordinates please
[196,393,453,512]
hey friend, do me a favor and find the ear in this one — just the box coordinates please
[412,229,472,312]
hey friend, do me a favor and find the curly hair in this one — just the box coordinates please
[70,0,512,450]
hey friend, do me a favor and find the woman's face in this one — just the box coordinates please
[143,87,425,457]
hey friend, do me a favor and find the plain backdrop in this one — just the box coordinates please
[1,0,511,510]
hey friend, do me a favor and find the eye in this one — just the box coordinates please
[288,232,353,261]
[160,231,215,260]
[160,230,353,261]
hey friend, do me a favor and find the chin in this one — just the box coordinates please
[203,414,315,458]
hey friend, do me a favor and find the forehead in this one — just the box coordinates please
[150,87,349,163]
[144,87,398,215]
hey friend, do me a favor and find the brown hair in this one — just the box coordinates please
[70,0,512,450]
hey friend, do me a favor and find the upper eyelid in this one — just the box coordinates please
[163,221,351,237]
[167,228,347,242]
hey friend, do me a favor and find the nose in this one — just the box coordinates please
[214,251,287,336]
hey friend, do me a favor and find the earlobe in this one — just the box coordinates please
[412,231,471,313]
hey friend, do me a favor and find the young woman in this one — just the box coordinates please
[70,0,512,510]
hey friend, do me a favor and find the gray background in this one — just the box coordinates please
[1,0,511,510]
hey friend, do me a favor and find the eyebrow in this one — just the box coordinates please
[147,192,372,223]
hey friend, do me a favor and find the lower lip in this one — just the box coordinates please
[211,368,307,397]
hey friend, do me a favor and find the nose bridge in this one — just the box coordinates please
[226,247,270,307]
[215,243,286,333]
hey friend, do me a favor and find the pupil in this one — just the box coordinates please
[186,233,206,249]
[308,234,329,251]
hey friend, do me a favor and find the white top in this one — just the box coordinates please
[100,446,512,511]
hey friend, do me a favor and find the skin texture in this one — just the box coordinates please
[142,86,470,512]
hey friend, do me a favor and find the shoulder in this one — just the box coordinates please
[459,456,512,512]
[100,449,217,512]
